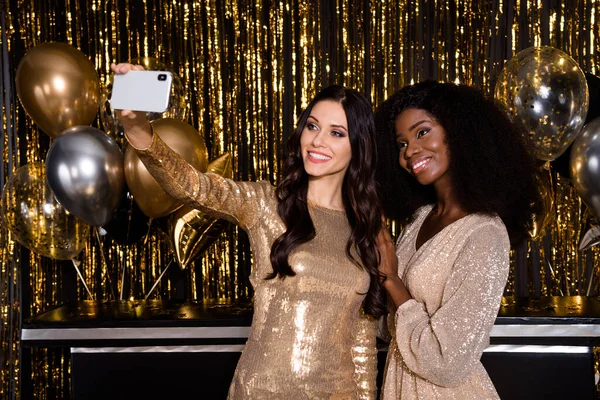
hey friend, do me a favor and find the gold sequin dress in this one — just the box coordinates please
[134,134,378,399]
[381,204,509,400]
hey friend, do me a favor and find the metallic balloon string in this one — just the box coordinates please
[119,254,126,301]
[144,258,173,300]
[70,259,94,300]
[94,227,116,300]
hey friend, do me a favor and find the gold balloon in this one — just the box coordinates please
[164,153,233,269]
[1,163,90,260]
[495,46,589,161]
[124,118,208,218]
[530,165,555,239]
[206,152,234,177]
[16,42,101,138]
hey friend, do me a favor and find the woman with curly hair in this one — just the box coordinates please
[112,62,386,399]
[375,80,540,399]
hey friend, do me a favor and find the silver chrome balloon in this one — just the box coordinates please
[570,117,600,221]
[46,126,125,226]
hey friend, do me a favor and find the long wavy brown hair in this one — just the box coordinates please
[267,85,386,318]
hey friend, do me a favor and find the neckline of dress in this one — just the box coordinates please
[307,200,346,215]
[413,204,472,252]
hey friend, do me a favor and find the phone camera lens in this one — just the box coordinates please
[158,74,167,81]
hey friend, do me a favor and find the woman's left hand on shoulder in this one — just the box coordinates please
[376,226,398,282]
[377,224,412,308]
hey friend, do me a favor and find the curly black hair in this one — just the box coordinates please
[269,85,387,318]
[375,80,541,245]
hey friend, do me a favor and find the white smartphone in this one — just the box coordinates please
[110,70,173,113]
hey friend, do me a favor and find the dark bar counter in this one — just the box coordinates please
[21,296,599,399]
[492,296,600,344]
[22,298,254,347]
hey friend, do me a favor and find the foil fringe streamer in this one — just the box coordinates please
[2,0,600,397]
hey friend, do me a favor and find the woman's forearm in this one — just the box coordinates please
[383,276,412,309]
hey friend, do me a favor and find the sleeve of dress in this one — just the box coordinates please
[133,132,273,230]
[392,222,510,387]
[351,309,379,400]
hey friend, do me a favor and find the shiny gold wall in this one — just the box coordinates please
[2,0,600,397]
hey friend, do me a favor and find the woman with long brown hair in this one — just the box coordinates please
[113,62,386,399]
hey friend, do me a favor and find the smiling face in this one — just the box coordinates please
[394,108,451,189]
[300,100,352,183]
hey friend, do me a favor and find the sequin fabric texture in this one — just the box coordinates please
[135,134,378,399]
[381,204,510,400]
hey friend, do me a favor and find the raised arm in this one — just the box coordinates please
[134,133,272,229]
[112,63,272,230]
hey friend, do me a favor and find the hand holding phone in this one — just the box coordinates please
[110,63,157,150]
[110,70,173,113]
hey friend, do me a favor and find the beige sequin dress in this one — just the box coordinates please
[134,134,378,399]
[381,204,509,399]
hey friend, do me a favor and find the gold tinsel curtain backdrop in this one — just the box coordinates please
[1,0,600,397]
